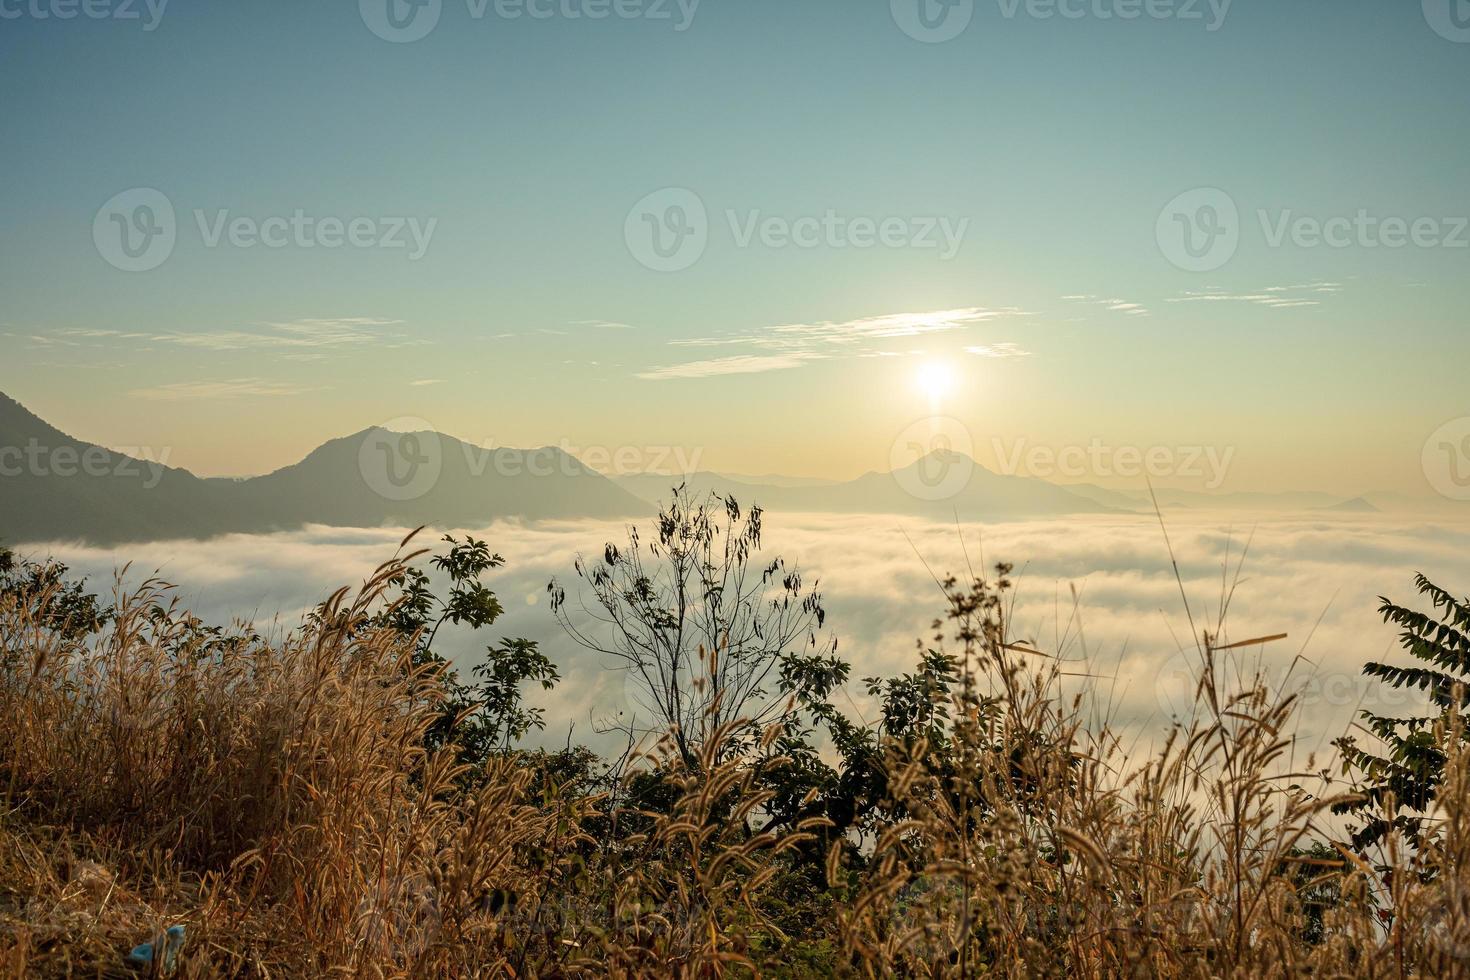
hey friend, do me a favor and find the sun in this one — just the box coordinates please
[915,360,956,406]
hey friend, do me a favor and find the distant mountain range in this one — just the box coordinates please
[613,458,1122,519]
[0,391,1443,546]
[613,473,1425,517]
[0,392,641,545]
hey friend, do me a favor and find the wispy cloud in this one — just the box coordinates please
[128,379,315,401]
[1063,295,1151,317]
[672,307,1028,353]
[409,378,445,387]
[57,317,411,353]
[1166,282,1341,310]
[965,343,1031,359]
[643,307,1030,381]
[571,319,635,330]
[636,354,817,381]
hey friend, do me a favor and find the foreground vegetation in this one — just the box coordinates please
[1,496,1469,977]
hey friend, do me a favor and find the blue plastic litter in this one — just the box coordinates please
[125,924,185,973]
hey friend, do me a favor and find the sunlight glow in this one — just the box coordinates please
[915,360,956,407]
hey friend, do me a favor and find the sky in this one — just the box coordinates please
[2,0,1468,496]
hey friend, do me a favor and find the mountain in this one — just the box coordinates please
[211,427,645,531]
[0,394,644,546]
[0,391,227,543]
[5,391,1447,546]
[615,450,1121,519]
[709,471,841,489]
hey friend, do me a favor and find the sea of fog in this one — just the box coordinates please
[22,513,1470,764]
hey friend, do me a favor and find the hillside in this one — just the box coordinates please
[0,394,644,545]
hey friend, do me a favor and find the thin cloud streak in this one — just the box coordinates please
[636,354,818,381]
[643,306,1031,381]
[56,317,412,353]
[965,343,1031,359]
[129,379,316,401]
[1166,283,1341,310]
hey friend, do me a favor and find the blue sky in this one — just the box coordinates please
[2,0,1467,494]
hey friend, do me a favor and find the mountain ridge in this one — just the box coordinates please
[1,392,1449,546]
[0,394,643,545]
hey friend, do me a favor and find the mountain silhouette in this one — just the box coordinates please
[0,393,644,545]
[616,448,1122,519]
[7,392,1415,547]
[0,391,226,543]
[1319,496,1382,513]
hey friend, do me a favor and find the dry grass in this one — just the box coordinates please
[2,545,1468,977]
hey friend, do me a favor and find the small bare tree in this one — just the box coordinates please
[548,487,841,769]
